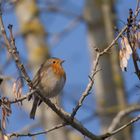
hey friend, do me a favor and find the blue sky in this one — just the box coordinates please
[1,0,140,140]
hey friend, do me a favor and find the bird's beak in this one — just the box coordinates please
[60,60,65,64]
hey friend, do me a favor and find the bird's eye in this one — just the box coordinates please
[53,61,56,64]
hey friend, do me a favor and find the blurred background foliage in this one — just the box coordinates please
[0,0,140,140]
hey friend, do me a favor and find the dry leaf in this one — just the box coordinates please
[119,49,128,71]
[119,37,132,71]
[12,79,23,105]
[12,81,17,98]
[1,98,12,130]
[121,36,132,56]
[17,80,22,99]
[2,108,6,129]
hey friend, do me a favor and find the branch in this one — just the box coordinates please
[0,10,33,89]
[108,105,140,132]
[71,60,100,118]
[10,90,36,104]
[0,3,140,140]
[9,123,66,138]
[136,0,140,12]
[70,6,140,119]
[101,114,140,139]
[0,6,101,140]
[71,25,127,118]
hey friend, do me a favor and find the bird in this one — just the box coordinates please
[29,57,66,119]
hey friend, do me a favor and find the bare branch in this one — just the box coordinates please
[0,9,33,89]
[101,114,140,139]
[10,90,36,104]
[71,26,127,118]
[70,6,140,119]
[108,105,140,132]
[136,0,140,12]
[0,2,140,140]
[71,53,100,118]
[9,123,66,138]
[0,6,101,140]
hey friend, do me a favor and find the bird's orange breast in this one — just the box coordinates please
[52,64,65,79]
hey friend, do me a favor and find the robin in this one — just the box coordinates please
[30,58,66,119]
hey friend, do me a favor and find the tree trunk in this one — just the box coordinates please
[84,0,131,139]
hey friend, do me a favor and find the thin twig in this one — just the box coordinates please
[136,0,140,12]
[111,115,140,135]
[108,105,140,132]
[101,114,140,139]
[71,54,100,118]
[0,7,33,89]
[10,90,36,104]
[127,8,140,79]
[9,123,66,138]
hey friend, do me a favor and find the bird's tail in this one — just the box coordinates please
[30,96,39,119]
